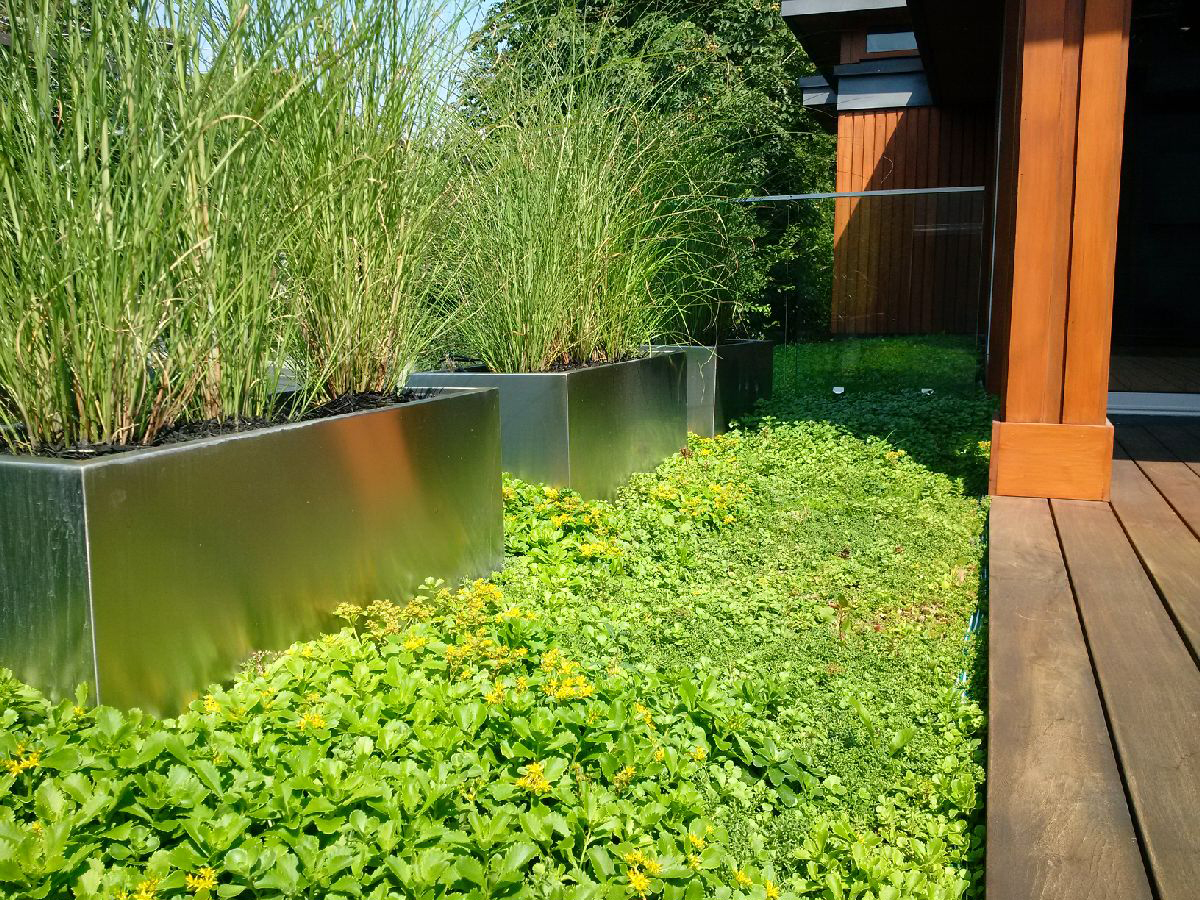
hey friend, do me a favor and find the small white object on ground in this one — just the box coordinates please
[833,386,845,395]
[920,388,934,395]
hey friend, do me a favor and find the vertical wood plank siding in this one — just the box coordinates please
[831,107,993,335]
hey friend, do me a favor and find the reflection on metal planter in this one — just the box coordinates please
[652,341,774,437]
[409,353,687,500]
[0,388,502,713]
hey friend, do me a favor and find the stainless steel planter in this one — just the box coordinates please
[0,388,502,713]
[409,354,687,500]
[653,341,774,437]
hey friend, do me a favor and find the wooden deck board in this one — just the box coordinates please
[1116,425,1200,538]
[1142,422,1200,479]
[986,497,1150,900]
[1109,450,1200,658]
[1052,499,1200,900]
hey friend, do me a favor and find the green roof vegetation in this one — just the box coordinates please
[1,341,991,899]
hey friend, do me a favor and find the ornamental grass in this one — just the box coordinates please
[263,0,471,402]
[443,20,743,373]
[0,0,302,452]
[0,0,472,453]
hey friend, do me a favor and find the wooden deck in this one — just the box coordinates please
[987,418,1200,900]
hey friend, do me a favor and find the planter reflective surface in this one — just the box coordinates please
[409,353,687,499]
[653,340,774,437]
[0,388,502,712]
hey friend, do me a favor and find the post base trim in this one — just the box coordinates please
[989,420,1114,501]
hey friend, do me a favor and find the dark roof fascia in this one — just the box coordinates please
[781,0,907,15]
[798,74,836,110]
[837,70,933,110]
[833,56,924,77]
[781,0,912,80]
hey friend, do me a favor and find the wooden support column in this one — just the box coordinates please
[988,0,1131,501]
[1062,0,1133,424]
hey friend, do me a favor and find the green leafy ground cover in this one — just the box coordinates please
[1,340,992,900]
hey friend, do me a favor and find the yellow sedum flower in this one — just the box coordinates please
[734,869,753,889]
[186,868,217,893]
[516,761,551,795]
[633,703,655,729]
[691,746,707,762]
[765,880,781,900]
[627,868,651,897]
[544,674,595,701]
[297,711,326,731]
[3,745,39,776]
[134,877,160,900]
[613,765,637,790]
[203,694,219,714]
[688,833,707,850]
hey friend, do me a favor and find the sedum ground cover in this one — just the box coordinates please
[1,340,992,900]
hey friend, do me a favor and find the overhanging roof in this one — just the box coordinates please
[782,0,1004,108]
[780,0,911,78]
[906,0,1004,105]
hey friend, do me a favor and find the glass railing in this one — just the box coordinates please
[744,187,988,396]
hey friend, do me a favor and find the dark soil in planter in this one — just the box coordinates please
[5,390,418,461]
[541,354,647,373]
[435,353,649,375]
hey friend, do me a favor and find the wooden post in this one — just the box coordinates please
[988,0,1131,501]
[1062,0,1134,425]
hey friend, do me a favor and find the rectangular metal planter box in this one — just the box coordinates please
[0,388,502,713]
[409,353,687,500]
[653,340,775,437]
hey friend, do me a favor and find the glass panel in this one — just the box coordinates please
[755,190,987,396]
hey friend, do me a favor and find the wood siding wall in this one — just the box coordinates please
[831,106,993,335]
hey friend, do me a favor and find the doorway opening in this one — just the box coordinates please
[1109,0,1200,414]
